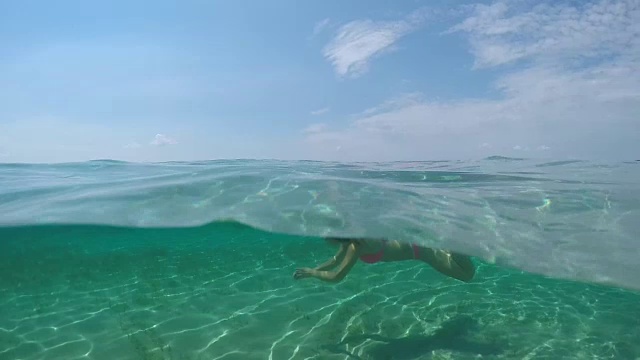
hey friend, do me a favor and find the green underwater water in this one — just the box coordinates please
[1,222,639,360]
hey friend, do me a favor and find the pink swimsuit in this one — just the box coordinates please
[359,240,420,264]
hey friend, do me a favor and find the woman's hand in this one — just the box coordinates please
[293,268,315,280]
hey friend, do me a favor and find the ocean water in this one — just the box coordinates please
[1,158,639,360]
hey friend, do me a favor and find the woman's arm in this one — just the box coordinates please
[294,243,359,283]
[314,244,348,271]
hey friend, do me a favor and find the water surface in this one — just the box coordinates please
[1,158,639,359]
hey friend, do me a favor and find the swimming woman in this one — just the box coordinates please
[293,237,475,283]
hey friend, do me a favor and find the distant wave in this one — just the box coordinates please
[483,156,526,161]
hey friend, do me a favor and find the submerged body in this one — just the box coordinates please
[293,237,475,283]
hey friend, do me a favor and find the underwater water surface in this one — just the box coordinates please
[1,158,639,359]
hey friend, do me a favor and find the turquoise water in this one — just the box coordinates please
[1,159,639,359]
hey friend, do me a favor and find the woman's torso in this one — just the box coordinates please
[357,239,415,263]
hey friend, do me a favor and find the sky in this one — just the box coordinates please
[0,0,638,163]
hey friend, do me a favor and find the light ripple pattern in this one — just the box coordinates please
[0,223,639,359]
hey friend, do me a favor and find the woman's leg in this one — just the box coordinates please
[419,247,476,282]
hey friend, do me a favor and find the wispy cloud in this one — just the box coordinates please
[322,8,429,78]
[302,123,328,134]
[310,107,330,116]
[313,18,331,36]
[150,134,177,146]
[305,1,640,161]
[448,0,640,68]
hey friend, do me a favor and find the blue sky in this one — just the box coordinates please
[0,0,638,163]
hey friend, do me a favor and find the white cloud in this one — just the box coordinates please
[322,8,429,78]
[304,1,640,161]
[302,123,328,134]
[448,0,640,68]
[310,107,330,116]
[150,134,177,146]
[304,64,640,160]
[313,18,331,35]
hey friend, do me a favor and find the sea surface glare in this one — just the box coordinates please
[1,158,639,359]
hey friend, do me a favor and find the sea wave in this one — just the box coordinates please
[1,158,639,290]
